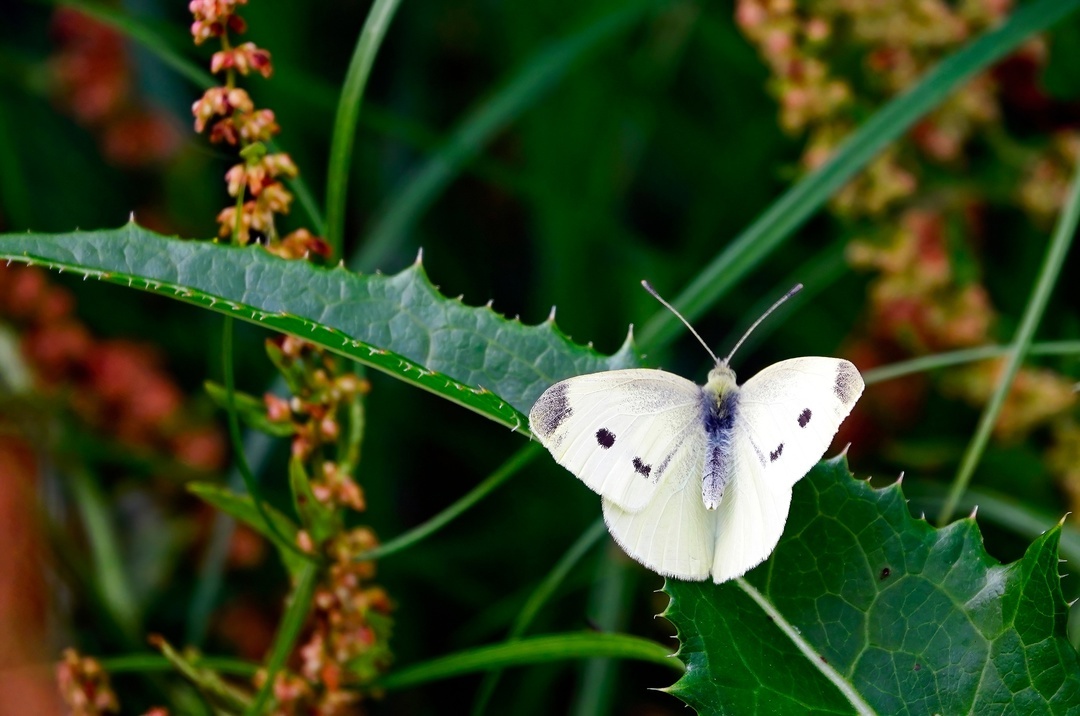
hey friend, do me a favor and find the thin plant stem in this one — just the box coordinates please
[472,519,608,716]
[351,0,654,271]
[69,467,139,641]
[247,561,320,715]
[863,341,1080,386]
[325,0,405,258]
[355,442,541,562]
[375,633,680,691]
[573,552,635,716]
[937,161,1080,525]
[221,318,314,562]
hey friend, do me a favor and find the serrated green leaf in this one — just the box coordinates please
[0,224,638,429]
[664,459,1080,715]
[187,483,309,578]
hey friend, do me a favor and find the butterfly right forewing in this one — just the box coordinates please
[528,369,703,512]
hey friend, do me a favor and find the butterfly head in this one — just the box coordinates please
[705,361,738,395]
[642,281,803,391]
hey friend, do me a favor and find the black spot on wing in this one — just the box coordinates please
[596,428,615,448]
[632,457,652,478]
[834,361,860,404]
[798,408,811,427]
[769,443,784,462]
[535,382,571,436]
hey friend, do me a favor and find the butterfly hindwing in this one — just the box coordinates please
[736,357,864,489]
[601,441,713,581]
[528,369,703,512]
[708,450,792,583]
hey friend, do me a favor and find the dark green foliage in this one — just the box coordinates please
[665,459,1080,715]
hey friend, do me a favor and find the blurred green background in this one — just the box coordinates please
[2,0,1080,713]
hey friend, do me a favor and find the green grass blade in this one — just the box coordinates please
[937,160,1080,525]
[185,429,276,647]
[374,633,680,691]
[472,519,608,716]
[221,318,315,564]
[351,0,655,271]
[719,240,847,358]
[356,443,541,562]
[324,0,405,258]
[69,467,139,640]
[510,520,608,640]
[863,341,1080,385]
[573,554,635,716]
[637,0,1080,352]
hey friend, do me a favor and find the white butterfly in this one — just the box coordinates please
[528,283,864,584]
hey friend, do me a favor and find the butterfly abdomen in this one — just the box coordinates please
[701,388,738,510]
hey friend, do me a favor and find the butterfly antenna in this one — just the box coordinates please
[722,283,803,364]
[641,280,720,365]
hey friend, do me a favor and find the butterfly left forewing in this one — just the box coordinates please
[529,369,703,512]
[737,357,864,489]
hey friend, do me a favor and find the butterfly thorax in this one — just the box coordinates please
[700,362,739,511]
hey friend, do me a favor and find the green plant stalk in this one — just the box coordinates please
[573,551,635,716]
[719,240,847,359]
[375,632,680,691]
[247,560,320,715]
[325,0,405,258]
[937,161,1080,525]
[103,654,261,678]
[185,428,276,648]
[355,442,541,562]
[472,519,608,716]
[862,341,1080,385]
[271,140,328,237]
[339,389,365,478]
[154,638,252,713]
[637,0,1080,352]
[221,318,314,562]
